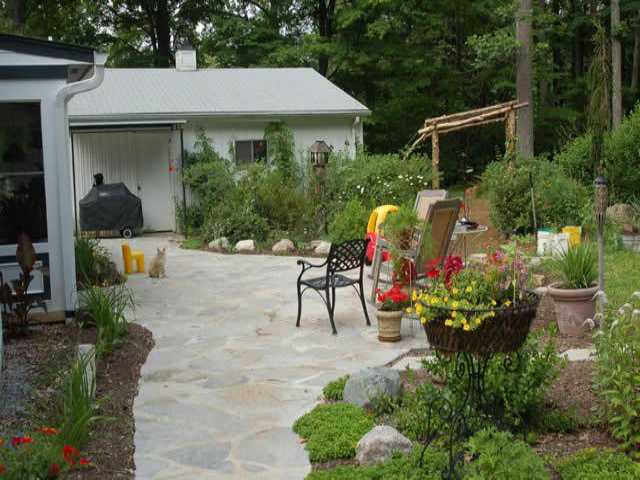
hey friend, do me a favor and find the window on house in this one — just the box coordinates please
[0,103,47,245]
[235,140,267,165]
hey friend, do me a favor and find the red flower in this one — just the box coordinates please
[38,427,59,436]
[63,445,80,465]
[47,463,61,478]
[0,463,6,475]
[11,436,32,447]
[79,458,91,466]
[377,284,409,305]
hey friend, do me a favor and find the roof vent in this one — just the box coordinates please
[175,44,196,71]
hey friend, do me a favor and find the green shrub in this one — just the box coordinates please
[464,428,549,480]
[328,199,369,243]
[0,431,76,479]
[594,295,640,457]
[481,157,588,234]
[422,327,563,429]
[264,121,296,180]
[391,382,445,442]
[557,104,640,203]
[304,447,448,480]
[556,448,640,479]
[75,237,123,288]
[532,407,581,434]
[293,403,374,463]
[323,375,349,401]
[79,283,134,356]
[326,151,432,210]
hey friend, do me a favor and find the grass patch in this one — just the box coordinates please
[182,237,204,250]
[305,447,447,480]
[556,448,640,479]
[323,375,349,401]
[293,403,374,463]
[604,248,640,309]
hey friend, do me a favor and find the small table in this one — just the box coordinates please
[449,224,488,263]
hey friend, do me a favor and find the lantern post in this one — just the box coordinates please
[594,176,607,297]
[309,140,331,232]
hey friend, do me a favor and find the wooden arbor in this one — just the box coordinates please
[408,100,528,188]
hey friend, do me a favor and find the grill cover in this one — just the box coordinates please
[79,183,143,232]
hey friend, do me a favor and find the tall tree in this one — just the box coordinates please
[611,0,622,127]
[632,10,640,92]
[516,0,534,157]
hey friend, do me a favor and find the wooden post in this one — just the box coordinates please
[505,108,516,157]
[432,126,440,188]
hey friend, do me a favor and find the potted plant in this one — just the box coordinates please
[381,206,421,286]
[411,250,539,354]
[547,243,598,336]
[375,284,410,342]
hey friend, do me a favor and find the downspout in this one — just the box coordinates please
[54,52,107,319]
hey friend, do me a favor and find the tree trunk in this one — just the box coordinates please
[6,0,26,30]
[155,0,172,67]
[632,11,640,92]
[516,0,534,158]
[316,0,336,77]
[611,0,623,128]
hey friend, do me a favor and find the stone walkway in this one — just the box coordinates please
[104,237,424,479]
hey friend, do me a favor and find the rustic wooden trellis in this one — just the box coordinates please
[407,100,529,188]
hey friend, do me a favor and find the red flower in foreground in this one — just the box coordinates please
[11,436,32,447]
[377,284,409,304]
[38,427,59,436]
[63,445,80,465]
[79,458,91,466]
[47,463,61,478]
[0,463,6,475]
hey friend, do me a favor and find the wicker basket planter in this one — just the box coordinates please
[422,292,540,354]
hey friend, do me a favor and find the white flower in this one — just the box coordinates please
[632,291,640,299]
[583,318,596,330]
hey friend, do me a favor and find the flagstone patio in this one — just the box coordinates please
[104,237,424,479]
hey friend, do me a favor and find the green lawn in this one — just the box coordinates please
[605,248,640,309]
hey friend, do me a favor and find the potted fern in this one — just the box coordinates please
[547,243,598,336]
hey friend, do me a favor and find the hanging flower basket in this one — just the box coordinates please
[422,292,540,355]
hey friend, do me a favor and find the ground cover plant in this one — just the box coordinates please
[292,403,374,463]
[555,448,640,479]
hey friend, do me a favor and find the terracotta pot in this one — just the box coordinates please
[376,309,403,342]
[547,283,598,336]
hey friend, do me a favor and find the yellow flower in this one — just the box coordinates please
[405,307,413,314]
[452,288,459,295]
[445,319,454,327]
[452,301,459,309]
[504,300,512,307]
[489,311,496,317]
[451,311,457,318]
[415,304,423,314]
[420,317,427,325]
[465,286,473,293]
[443,296,449,303]
[412,291,418,301]
[490,299,497,306]
[463,324,471,331]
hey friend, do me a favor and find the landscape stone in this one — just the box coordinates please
[208,237,230,252]
[272,239,295,253]
[235,239,256,253]
[314,241,332,255]
[356,425,412,466]
[343,367,402,408]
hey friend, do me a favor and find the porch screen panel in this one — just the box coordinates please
[0,103,46,245]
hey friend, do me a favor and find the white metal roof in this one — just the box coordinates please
[68,67,369,123]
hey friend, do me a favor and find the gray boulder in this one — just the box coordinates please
[356,425,412,466]
[343,367,402,408]
[314,241,332,256]
[208,237,230,252]
[272,239,295,253]
[235,239,256,253]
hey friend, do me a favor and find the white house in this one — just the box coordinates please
[68,46,370,232]
[0,34,106,319]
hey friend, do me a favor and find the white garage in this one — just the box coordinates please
[71,127,183,232]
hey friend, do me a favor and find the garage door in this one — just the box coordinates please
[73,129,180,232]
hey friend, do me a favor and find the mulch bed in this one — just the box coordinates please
[0,322,154,479]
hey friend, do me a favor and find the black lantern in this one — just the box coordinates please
[309,140,331,168]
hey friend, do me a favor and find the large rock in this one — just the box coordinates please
[272,239,295,253]
[314,241,332,256]
[343,367,402,408]
[208,237,230,252]
[607,203,635,225]
[356,425,412,466]
[235,239,256,253]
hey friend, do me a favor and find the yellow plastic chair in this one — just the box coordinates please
[121,243,145,274]
[367,205,399,235]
